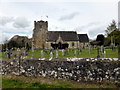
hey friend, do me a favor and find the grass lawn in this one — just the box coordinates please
[1,47,118,59]
[2,75,117,88]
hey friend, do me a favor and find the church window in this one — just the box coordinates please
[72,42,74,46]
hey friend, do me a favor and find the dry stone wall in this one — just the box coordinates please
[1,58,120,82]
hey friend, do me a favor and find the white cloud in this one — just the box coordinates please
[0,16,33,43]
[0,16,14,26]
[59,12,79,21]
[13,17,30,28]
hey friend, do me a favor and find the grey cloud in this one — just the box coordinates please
[0,16,14,26]
[13,17,30,28]
[75,22,101,32]
[59,12,79,21]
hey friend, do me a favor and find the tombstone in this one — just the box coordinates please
[79,48,82,54]
[17,48,20,52]
[97,47,100,58]
[41,50,44,58]
[62,49,64,56]
[74,49,77,57]
[50,51,53,59]
[56,50,58,58]
[77,48,80,55]
[102,51,106,58]
[89,45,92,54]
[100,46,103,52]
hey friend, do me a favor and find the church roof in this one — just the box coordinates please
[78,34,89,42]
[46,31,79,42]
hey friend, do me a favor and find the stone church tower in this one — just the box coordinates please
[32,20,48,49]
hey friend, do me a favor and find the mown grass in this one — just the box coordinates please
[2,76,67,88]
[1,47,118,59]
[2,75,117,88]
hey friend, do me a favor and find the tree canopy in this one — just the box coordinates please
[96,34,105,46]
[104,20,120,45]
[105,20,118,36]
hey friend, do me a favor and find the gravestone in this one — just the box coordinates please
[41,50,44,58]
[102,50,106,58]
[62,49,64,56]
[89,45,92,54]
[80,49,82,53]
[74,49,77,57]
[56,50,58,58]
[77,48,80,55]
[97,47,100,58]
[50,51,53,59]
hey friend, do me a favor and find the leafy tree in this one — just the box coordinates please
[96,34,105,46]
[7,40,19,49]
[105,20,118,36]
[109,30,120,45]
[104,20,120,46]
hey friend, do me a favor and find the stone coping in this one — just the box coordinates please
[1,57,120,62]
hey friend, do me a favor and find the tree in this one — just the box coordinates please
[109,30,120,45]
[96,34,105,46]
[7,40,19,49]
[104,20,120,46]
[105,20,118,36]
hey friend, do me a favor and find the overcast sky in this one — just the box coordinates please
[0,0,119,44]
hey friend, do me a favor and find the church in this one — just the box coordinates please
[32,20,89,49]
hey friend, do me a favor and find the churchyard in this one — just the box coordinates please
[1,46,120,88]
[0,46,119,59]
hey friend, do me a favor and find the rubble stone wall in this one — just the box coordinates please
[1,58,120,82]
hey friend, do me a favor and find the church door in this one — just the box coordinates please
[58,42,62,49]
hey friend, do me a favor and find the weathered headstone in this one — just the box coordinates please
[41,50,44,58]
[56,50,58,58]
[74,49,77,57]
[50,51,53,59]
[77,48,80,55]
[89,45,92,54]
[62,49,64,56]
[97,47,100,58]
[102,50,106,58]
